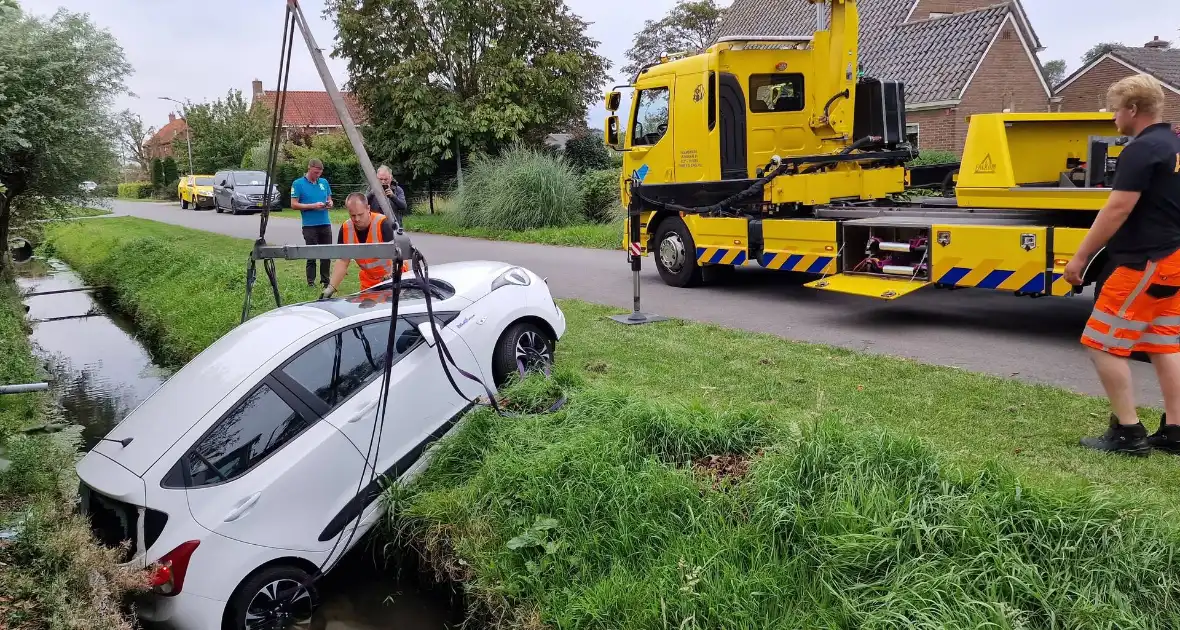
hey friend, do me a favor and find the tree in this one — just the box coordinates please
[326,0,611,180]
[162,156,179,191]
[1083,42,1125,66]
[177,89,270,174]
[1042,59,1067,87]
[562,131,613,172]
[151,158,164,191]
[621,0,726,80]
[116,110,154,179]
[0,4,130,276]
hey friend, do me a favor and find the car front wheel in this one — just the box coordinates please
[226,565,319,630]
[491,321,555,387]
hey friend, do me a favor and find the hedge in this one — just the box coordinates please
[117,182,153,199]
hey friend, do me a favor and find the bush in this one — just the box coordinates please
[579,169,622,223]
[908,150,959,166]
[116,182,152,199]
[563,131,613,172]
[456,145,584,231]
[150,158,164,190]
[95,183,119,198]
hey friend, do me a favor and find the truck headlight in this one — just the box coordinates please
[491,267,531,291]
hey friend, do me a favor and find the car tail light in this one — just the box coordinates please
[149,540,200,597]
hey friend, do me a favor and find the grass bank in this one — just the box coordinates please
[0,284,145,629]
[328,197,623,250]
[44,218,1180,627]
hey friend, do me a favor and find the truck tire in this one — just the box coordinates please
[653,216,703,288]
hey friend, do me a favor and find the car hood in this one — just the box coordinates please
[85,304,339,477]
[423,260,529,303]
[194,186,213,194]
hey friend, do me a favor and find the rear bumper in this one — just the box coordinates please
[134,591,226,630]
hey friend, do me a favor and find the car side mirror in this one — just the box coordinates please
[605,90,621,112]
[416,321,437,347]
[605,115,620,148]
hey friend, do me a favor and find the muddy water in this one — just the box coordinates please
[14,257,460,630]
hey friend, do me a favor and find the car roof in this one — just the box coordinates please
[303,278,462,319]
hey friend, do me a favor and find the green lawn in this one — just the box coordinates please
[44,217,1180,629]
[325,197,623,250]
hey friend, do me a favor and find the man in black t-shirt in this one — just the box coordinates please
[1067,74,1180,456]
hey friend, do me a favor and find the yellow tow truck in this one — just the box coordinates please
[604,0,1127,301]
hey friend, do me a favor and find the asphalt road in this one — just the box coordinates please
[100,199,1163,404]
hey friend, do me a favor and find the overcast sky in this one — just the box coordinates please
[15,0,1180,135]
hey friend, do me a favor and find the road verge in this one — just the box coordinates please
[44,217,1180,628]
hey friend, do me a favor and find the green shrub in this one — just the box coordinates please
[150,158,164,190]
[563,132,613,172]
[95,183,119,197]
[116,182,152,199]
[908,150,959,166]
[456,145,584,231]
[579,169,622,223]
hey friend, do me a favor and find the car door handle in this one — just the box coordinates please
[223,492,261,522]
[347,399,380,423]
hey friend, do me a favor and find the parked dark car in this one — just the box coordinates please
[212,170,282,215]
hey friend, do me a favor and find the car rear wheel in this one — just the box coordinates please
[226,565,319,630]
[491,321,555,387]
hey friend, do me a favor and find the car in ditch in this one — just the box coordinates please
[74,260,565,629]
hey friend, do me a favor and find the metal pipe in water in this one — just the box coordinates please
[0,383,50,395]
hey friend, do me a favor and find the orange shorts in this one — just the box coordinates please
[1081,249,1180,356]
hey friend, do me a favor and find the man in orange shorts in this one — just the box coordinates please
[1065,74,1180,456]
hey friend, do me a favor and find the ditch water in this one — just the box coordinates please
[13,256,461,630]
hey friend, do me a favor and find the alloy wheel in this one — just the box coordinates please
[243,579,314,630]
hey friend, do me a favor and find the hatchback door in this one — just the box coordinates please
[179,374,368,553]
[272,314,484,543]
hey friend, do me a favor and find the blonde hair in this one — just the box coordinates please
[1107,73,1166,117]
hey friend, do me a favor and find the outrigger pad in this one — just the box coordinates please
[609,310,669,325]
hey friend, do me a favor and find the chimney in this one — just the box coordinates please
[252,79,264,102]
[1145,36,1169,49]
[168,113,176,123]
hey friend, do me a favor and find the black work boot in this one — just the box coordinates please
[1080,414,1150,456]
[1147,413,1180,455]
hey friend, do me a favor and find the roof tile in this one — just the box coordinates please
[1111,46,1180,90]
[714,0,1016,105]
[255,90,368,128]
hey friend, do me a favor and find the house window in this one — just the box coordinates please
[906,123,920,148]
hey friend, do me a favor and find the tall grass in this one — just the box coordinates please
[0,283,146,629]
[394,377,1180,629]
[457,145,585,231]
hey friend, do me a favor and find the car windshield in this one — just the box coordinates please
[195,177,214,186]
[234,172,268,186]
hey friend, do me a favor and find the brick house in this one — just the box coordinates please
[250,79,368,140]
[1054,37,1180,124]
[143,112,188,161]
[712,0,1054,153]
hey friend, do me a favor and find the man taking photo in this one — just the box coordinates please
[1065,73,1180,456]
[321,192,399,298]
[290,158,334,288]
[367,164,407,221]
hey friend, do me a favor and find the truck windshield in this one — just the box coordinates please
[234,172,269,186]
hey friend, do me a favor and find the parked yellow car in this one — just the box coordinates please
[178,174,215,209]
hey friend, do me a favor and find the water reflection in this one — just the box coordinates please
[13,257,458,629]
[15,258,171,450]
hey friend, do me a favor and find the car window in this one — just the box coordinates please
[185,382,312,487]
[632,87,670,147]
[749,73,805,113]
[280,318,422,409]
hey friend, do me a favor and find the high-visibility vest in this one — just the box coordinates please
[342,212,393,290]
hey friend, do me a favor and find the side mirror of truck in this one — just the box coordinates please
[605,90,621,112]
[605,116,620,148]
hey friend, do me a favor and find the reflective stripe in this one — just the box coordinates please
[1083,327,1138,350]
[1154,315,1180,326]
[1139,332,1180,346]
[1118,260,1157,317]
[1089,309,1149,332]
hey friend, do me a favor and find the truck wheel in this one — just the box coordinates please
[653,216,703,288]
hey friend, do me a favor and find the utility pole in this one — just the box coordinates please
[158,96,194,175]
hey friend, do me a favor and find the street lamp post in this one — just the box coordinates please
[158,96,194,175]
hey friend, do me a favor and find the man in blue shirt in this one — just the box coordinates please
[290,158,335,287]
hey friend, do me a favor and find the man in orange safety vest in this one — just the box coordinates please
[321,192,405,298]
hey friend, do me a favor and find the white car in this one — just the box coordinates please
[74,260,565,630]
